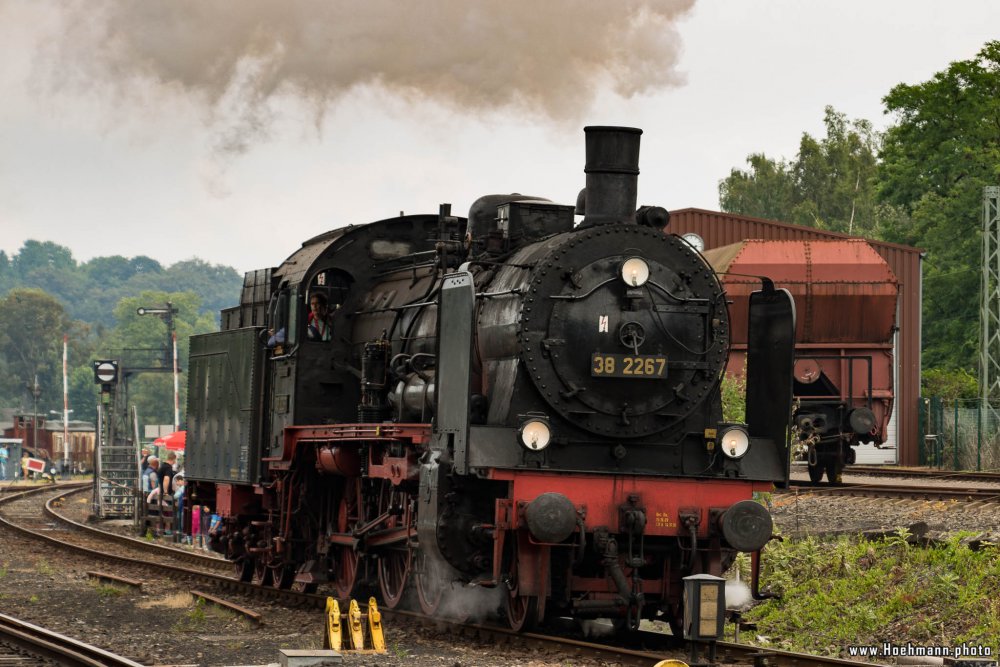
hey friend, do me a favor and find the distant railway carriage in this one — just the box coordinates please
[2,415,95,473]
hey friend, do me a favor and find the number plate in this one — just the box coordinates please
[591,353,668,379]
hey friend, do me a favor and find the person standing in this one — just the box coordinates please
[142,456,159,496]
[140,447,151,474]
[160,451,177,496]
[0,444,8,481]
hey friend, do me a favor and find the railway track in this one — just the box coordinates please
[845,465,1000,483]
[2,483,878,667]
[787,481,1000,502]
[0,611,143,666]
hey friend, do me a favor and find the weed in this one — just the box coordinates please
[0,563,7,579]
[392,642,409,658]
[173,600,207,632]
[173,596,243,633]
[744,532,1000,655]
[189,598,208,622]
[721,371,746,423]
[95,584,124,598]
[29,595,38,603]
[35,559,53,576]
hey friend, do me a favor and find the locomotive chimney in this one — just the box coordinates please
[579,126,642,228]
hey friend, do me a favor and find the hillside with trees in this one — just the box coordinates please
[0,242,242,425]
[718,41,1000,394]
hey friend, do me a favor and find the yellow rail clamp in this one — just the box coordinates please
[324,597,342,651]
[348,598,365,650]
[367,597,387,654]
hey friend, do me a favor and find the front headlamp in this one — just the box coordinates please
[620,257,650,287]
[519,419,552,451]
[718,425,750,459]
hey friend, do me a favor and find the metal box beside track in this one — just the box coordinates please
[186,328,266,483]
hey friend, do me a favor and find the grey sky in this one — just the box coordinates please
[1,0,996,275]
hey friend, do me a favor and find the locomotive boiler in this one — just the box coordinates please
[185,126,796,633]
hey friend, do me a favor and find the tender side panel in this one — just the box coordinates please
[187,328,265,484]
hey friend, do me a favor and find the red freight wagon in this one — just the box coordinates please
[704,239,898,482]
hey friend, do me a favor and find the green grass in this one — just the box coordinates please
[173,596,246,633]
[94,584,124,598]
[741,531,1000,656]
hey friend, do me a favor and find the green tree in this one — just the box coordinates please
[719,106,889,238]
[12,240,76,278]
[101,291,217,427]
[0,250,11,292]
[0,289,72,412]
[878,41,1000,371]
[921,367,978,401]
[794,108,881,235]
[718,153,797,222]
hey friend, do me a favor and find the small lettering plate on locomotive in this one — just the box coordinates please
[591,353,667,379]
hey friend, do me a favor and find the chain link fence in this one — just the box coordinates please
[919,397,1000,471]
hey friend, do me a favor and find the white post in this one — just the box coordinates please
[173,332,179,431]
[63,335,69,473]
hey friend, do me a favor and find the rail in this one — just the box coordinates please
[0,612,144,667]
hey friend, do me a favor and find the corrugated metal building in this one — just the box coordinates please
[669,208,923,466]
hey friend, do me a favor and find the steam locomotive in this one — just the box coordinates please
[185,126,796,633]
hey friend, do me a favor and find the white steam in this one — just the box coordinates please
[32,0,695,155]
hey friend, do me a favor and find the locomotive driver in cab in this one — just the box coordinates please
[307,293,332,342]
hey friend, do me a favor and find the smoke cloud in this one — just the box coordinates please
[32,0,694,155]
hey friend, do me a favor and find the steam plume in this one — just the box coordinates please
[33,0,694,154]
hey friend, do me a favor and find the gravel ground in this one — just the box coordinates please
[778,469,1000,540]
[0,483,636,667]
[6,471,998,666]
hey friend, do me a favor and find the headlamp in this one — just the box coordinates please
[519,419,552,451]
[718,425,750,459]
[620,257,650,287]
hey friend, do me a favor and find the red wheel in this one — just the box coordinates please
[376,483,411,608]
[507,592,539,632]
[251,558,272,586]
[414,554,443,616]
[270,564,293,590]
[333,478,361,599]
[505,541,543,631]
[333,547,359,599]
[378,549,411,609]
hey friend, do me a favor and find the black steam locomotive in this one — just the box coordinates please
[185,126,795,633]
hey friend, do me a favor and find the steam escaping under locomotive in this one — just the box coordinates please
[185,126,796,633]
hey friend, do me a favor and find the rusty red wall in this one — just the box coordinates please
[669,208,923,466]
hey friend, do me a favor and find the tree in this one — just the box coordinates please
[719,106,888,237]
[718,153,797,222]
[0,289,72,412]
[922,367,978,401]
[100,291,218,427]
[878,41,1000,371]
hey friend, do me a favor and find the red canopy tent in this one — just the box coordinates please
[154,430,186,452]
